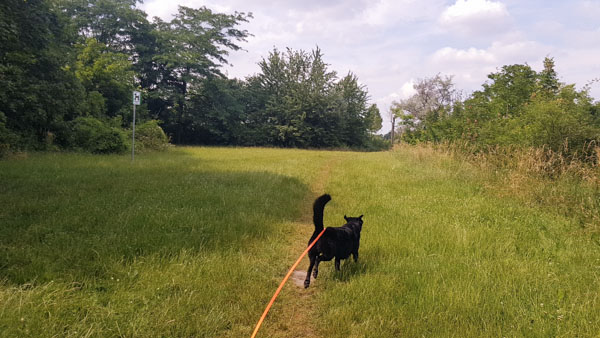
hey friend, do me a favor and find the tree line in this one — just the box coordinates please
[392,57,600,161]
[0,0,384,155]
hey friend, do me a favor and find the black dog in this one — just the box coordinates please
[304,194,363,288]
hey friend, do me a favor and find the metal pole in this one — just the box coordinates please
[131,103,136,161]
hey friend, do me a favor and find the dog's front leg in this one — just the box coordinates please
[305,255,316,288]
[334,257,341,271]
[352,251,358,262]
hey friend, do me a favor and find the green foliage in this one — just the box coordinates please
[481,63,538,117]
[1,1,382,151]
[538,57,560,97]
[365,104,383,133]
[62,117,127,153]
[53,0,148,52]
[362,134,391,151]
[0,112,19,157]
[150,6,251,144]
[398,58,600,165]
[73,38,135,118]
[173,77,247,145]
[0,0,86,149]
[245,47,376,148]
[133,120,169,152]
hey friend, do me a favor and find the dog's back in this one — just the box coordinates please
[320,218,362,260]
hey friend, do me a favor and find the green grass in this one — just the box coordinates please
[1,146,600,337]
[0,148,330,337]
[316,147,600,337]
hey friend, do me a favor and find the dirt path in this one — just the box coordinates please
[262,155,342,338]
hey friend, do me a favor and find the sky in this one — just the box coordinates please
[141,0,600,133]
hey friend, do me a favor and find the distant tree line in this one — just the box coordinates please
[0,0,384,155]
[392,58,600,161]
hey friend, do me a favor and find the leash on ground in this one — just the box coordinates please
[250,228,326,338]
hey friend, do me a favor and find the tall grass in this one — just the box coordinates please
[2,146,600,337]
[314,145,600,337]
[0,148,330,337]
[440,143,600,230]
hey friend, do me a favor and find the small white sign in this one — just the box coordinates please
[133,91,141,105]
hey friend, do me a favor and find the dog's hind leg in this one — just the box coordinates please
[313,255,322,279]
[335,257,341,271]
[305,255,316,288]
[315,253,335,277]
[352,251,358,262]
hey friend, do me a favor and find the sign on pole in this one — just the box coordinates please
[133,91,141,105]
[132,91,141,161]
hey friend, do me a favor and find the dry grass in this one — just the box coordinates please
[422,142,600,231]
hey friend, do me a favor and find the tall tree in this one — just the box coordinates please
[394,74,457,122]
[479,64,538,117]
[73,38,135,119]
[150,6,251,143]
[250,47,373,148]
[1,0,85,149]
[392,74,458,142]
[333,72,370,146]
[537,56,560,97]
[365,104,383,134]
[54,0,148,52]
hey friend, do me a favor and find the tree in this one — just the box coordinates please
[150,6,251,143]
[73,38,135,119]
[537,56,560,97]
[365,104,382,134]
[391,74,458,142]
[478,64,538,118]
[0,0,85,149]
[333,72,370,146]
[53,0,149,52]
[184,77,246,145]
[249,47,374,148]
[252,47,339,147]
[395,74,457,122]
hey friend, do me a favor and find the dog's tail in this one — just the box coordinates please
[313,194,331,232]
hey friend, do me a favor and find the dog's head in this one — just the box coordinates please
[344,215,364,231]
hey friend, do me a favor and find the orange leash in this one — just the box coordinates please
[250,228,326,338]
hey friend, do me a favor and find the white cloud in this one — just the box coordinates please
[399,80,417,99]
[439,0,510,36]
[429,39,547,93]
[140,0,600,135]
[361,0,445,26]
[431,46,496,64]
[578,0,600,18]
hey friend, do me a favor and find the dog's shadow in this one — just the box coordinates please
[328,247,383,283]
[331,260,367,282]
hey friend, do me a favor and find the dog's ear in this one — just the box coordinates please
[359,215,363,220]
[344,215,348,221]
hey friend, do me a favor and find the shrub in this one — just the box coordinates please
[132,120,169,153]
[64,117,127,154]
[362,134,391,151]
[0,112,20,158]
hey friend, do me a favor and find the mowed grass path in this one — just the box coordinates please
[1,147,599,337]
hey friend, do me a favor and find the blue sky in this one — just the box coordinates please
[141,0,600,132]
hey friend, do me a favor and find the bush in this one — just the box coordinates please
[63,117,127,154]
[515,90,599,160]
[0,112,20,158]
[362,134,391,151]
[132,120,169,153]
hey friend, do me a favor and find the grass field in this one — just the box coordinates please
[1,146,599,337]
